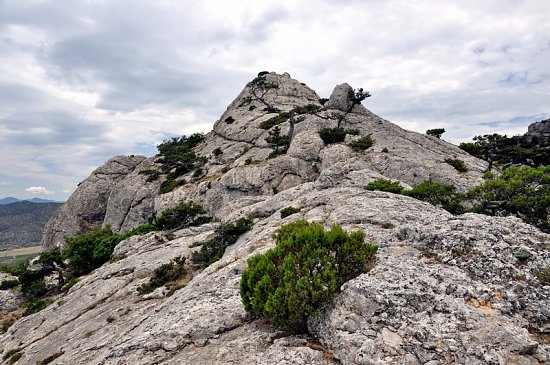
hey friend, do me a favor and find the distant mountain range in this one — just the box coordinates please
[0,197,64,205]
[0,200,63,249]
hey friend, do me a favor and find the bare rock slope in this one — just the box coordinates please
[3,73,546,364]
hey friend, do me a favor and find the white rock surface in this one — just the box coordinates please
[11,73,545,364]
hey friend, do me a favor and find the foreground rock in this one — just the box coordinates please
[10,72,546,364]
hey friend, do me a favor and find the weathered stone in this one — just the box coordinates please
[15,73,548,364]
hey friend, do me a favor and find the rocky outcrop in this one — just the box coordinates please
[41,156,162,248]
[17,72,547,364]
[527,118,550,144]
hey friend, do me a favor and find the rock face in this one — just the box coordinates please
[8,72,545,364]
[42,156,163,248]
[527,118,550,144]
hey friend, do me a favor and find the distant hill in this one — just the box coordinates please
[0,201,62,249]
[0,197,20,205]
[0,197,63,205]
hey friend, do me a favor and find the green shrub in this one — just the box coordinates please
[403,181,460,213]
[265,125,289,154]
[280,206,301,219]
[464,165,550,232]
[23,298,48,315]
[212,147,223,157]
[260,112,289,130]
[294,104,321,114]
[426,128,445,138]
[0,279,19,290]
[319,127,346,144]
[445,158,468,172]
[364,179,404,194]
[63,227,122,277]
[156,133,204,178]
[534,267,550,285]
[139,169,160,182]
[348,135,374,152]
[137,256,186,294]
[192,168,203,178]
[192,217,253,268]
[159,178,186,194]
[127,223,158,236]
[240,220,377,333]
[153,202,211,230]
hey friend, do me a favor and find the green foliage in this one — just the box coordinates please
[426,128,445,138]
[344,128,360,136]
[294,104,321,115]
[245,157,253,165]
[192,168,203,178]
[459,132,550,168]
[37,246,64,270]
[534,267,550,285]
[0,279,19,290]
[159,178,186,194]
[257,71,269,77]
[445,158,468,172]
[265,125,290,154]
[139,169,160,182]
[212,147,223,157]
[137,256,186,294]
[23,298,48,315]
[348,135,374,152]
[3,348,23,364]
[192,217,253,268]
[364,179,404,194]
[156,133,204,177]
[348,88,371,106]
[127,223,158,236]
[260,112,289,130]
[458,142,484,159]
[63,227,124,277]
[240,220,378,333]
[280,206,301,219]
[153,202,212,231]
[319,127,346,144]
[403,181,460,213]
[319,98,329,105]
[464,165,550,232]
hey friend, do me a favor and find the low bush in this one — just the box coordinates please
[426,128,445,138]
[364,179,403,194]
[23,298,49,315]
[445,158,468,172]
[137,256,187,294]
[153,202,212,230]
[192,217,253,268]
[159,178,186,194]
[294,104,321,114]
[403,181,460,213]
[0,279,19,290]
[319,127,346,144]
[139,169,160,182]
[240,220,377,333]
[348,135,374,152]
[280,206,301,218]
[260,112,289,130]
[212,147,223,157]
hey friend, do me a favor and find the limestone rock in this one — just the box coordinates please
[21,73,548,364]
[527,118,550,144]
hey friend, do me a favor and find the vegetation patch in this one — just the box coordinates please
[403,181,460,213]
[319,127,347,144]
[260,112,289,130]
[426,128,445,139]
[348,135,374,152]
[0,278,19,290]
[280,206,301,219]
[139,169,160,182]
[152,202,212,230]
[240,220,377,333]
[159,178,186,194]
[192,217,253,268]
[445,158,468,172]
[3,348,23,364]
[137,256,187,295]
[364,179,404,194]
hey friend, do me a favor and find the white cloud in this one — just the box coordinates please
[0,0,549,200]
[25,186,54,195]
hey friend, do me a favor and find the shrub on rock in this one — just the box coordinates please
[364,179,404,194]
[240,220,378,333]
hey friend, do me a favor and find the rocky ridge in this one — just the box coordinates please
[2,72,547,364]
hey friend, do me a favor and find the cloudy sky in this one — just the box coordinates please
[1,0,549,200]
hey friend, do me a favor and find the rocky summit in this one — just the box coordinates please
[1,72,548,364]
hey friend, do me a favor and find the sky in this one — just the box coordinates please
[1,0,549,201]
